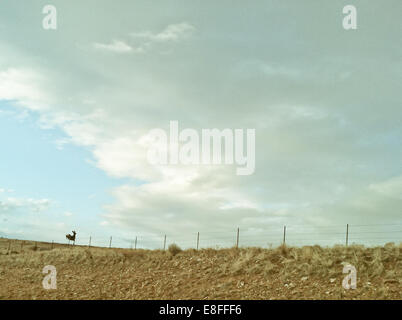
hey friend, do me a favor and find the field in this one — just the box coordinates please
[0,238,400,300]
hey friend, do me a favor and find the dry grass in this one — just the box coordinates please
[0,238,400,300]
[168,243,182,256]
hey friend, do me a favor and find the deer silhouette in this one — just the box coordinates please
[66,231,76,245]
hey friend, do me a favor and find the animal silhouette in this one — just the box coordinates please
[66,231,76,244]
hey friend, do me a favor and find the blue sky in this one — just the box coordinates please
[0,102,116,203]
[0,100,129,244]
[0,1,401,248]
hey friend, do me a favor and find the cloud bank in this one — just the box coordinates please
[0,1,401,246]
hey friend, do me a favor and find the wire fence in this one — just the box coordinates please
[2,223,401,253]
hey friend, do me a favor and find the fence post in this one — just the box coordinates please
[135,236,137,250]
[88,236,92,248]
[109,236,112,248]
[7,240,11,253]
[20,241,24,252]
[51,240,54,250]
[346,224,349,247]
[283,226,286,245]
[236,228,240,249]
[163,235,167,251]
[196,232,200,250]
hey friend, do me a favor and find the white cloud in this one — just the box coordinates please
[131,22,195,42]
[0,197,51,213]
[93,40,141,53]
[92,22,196,56]
[102,176,267,236]
[0,189,14,193]
[0,68,49,110]
[369,176,402,200]
[0,2,401,245]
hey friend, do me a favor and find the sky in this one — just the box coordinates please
[0,0,401,248]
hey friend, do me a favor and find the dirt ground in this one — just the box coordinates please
[0,238,400,300]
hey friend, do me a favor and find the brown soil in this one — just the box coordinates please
[0,238,400,300]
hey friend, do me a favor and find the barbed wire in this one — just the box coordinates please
[2,223,401,251]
